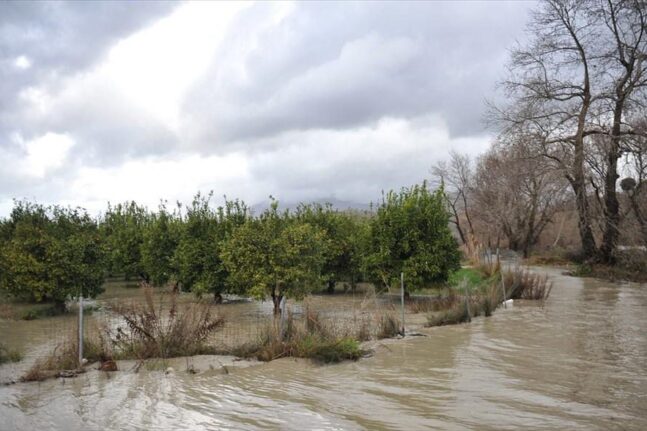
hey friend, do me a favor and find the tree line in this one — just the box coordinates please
[435,0,647,262]
[0,183,460,313]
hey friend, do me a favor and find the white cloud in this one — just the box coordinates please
[102,1,253,130]
[20,132,75,177]
[14,55,31,69]
[5,115,488,216]
[66,152,250,214]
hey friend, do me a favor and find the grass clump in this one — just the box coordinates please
[293,335,362,363]
[426,278,501,327]
[106,283,224,360]
[406,291,459,313]
[502,268,553,300]
[426,301,472,327]
[239,307,364,364]
[448,268,484,288]
[0,343,23,364]
[22,341,81,382]
[376,312,401,338]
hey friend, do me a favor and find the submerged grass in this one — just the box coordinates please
[376,312,401,339]
[0,343,22,364]
[22,340,81,382]
[502,267,553,301]
[235,307,364,364]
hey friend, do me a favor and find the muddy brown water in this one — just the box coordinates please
[1,267,646,430]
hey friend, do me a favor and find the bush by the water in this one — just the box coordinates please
[502,268,553,300]
[0,343,22,364]
[106,283,224,359]
[233,307,364,363]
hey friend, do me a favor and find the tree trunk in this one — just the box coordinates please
[600,72,630,263]
[271,293,283,316]
[629,194,647,247]
[326,280,335,295]
[571,176,597,260]
[53,300,67,314]
[599,147,620,263]
[570,20,597,261]
[214,291,223,304]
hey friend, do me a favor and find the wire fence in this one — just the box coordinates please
[2,280,442,382]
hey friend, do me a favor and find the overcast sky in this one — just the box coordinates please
[0,1,534,216]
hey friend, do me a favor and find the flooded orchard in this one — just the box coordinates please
[1,267,647,430]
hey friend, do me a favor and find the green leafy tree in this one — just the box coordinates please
[0,201,105,308]
[101,201,149,280]
[221,201,326,314]
[365,182,460,293]
[140,202,181,287]
[173,193,249,302]
[295,203,368,293]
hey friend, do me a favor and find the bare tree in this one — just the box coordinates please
[620,118,647,245]
[431,151,475,246]
[592,0,647,262]
[493,0,647,262]
[472,139,569,257]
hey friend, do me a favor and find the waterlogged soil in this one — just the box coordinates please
[1,268,647,430]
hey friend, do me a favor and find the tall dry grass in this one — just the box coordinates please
[106,283,224,359]
[502,267,553,301]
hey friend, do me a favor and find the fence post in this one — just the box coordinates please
[463,280,471,322]
[78,293,84,367]
[279,296,287,340]
[400,272,405,336]
[501,273,508,309]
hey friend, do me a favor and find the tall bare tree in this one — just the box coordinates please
[593,0,647,262]
[494,0,647,262]
[431,151,475,246]
[472,139,569,257]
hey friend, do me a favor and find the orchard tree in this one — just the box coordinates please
[294,203,367,294]
[221,201,326,315]
[0,201,105,308]
[101,201,148,280]
[365,182,460,293]
[140,202,181,287]
[173,193,249,302]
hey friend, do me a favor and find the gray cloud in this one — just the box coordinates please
[182,1,532,152]
[0,1,178,151]
[0,1,535,214]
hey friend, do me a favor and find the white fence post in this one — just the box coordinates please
[400,272,405,336]
[78,293,84,367]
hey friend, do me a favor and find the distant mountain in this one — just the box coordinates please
[250,197,372,215]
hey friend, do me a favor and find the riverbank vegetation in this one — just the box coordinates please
[429,1,647,281]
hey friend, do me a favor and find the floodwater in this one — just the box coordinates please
[1,267,646,430]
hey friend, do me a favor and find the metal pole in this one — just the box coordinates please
[279,296,287,340]
[400,272,405,336]
[501,273,508,309]
[464,280,471,322]
[78,293,84,366]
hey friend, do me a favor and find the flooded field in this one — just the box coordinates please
[1,267,646,430]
